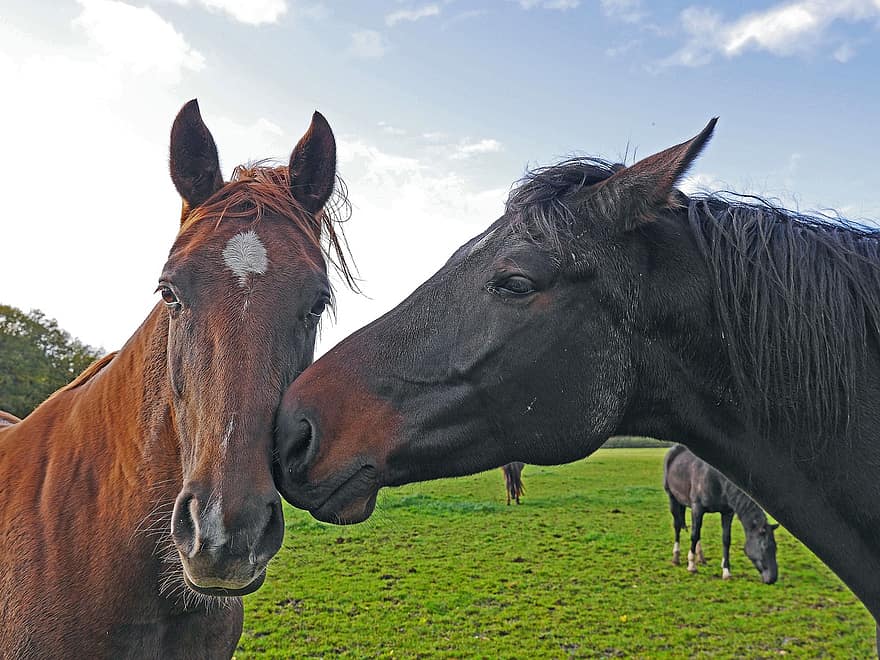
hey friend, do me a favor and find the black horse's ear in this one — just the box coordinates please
[770,523,780,530]
[289,111,336,222]
[589,118,717,231]
[169,99,224,219]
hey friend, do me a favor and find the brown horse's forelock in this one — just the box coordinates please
[182,162,356,292]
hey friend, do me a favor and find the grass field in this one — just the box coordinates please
[236,449,874,658]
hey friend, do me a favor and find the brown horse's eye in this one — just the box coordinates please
[156,284,181,311]
[307,297,329,322]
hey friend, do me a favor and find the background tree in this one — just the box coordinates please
[0,304,103,419]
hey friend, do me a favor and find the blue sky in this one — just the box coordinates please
[1,0,878,352]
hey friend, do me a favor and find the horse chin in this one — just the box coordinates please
[761,570,778,585]
[182,567,267,597]
[309,478,378,525]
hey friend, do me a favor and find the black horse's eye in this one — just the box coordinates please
[491,275,536,297]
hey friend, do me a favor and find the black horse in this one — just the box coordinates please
[274,119,880,647]
[664,445,778,584]
[501,462,525,505]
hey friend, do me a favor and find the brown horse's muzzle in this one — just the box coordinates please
[170,485,284,596]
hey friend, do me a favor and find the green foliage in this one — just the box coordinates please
[238,449,873,658]
[602,436,674,448]
[0,304,103,418]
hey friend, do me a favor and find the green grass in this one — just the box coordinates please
[237,449,874,658]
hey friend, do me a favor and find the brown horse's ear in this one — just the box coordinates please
[289,111,336,223]
[588,118,717,231]
[169,99,224,218]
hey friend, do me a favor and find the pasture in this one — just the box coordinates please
[238,449,873,658]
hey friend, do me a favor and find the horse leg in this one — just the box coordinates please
[696,540,707,565]
[688,505,704,573]
[720,511,733,579]
[670,498,686,566]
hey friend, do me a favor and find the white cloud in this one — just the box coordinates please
[443,9,489,27]
[74,0,204,84]
[349,29,387,58]
[168,0,288,25]
[679,172,729,196]
[296,3,329,20]
[664,0,880,66]
[0,11,201,351]
[378,121,407,136]
[210,116,291,166]
[605,39,640,57]
[386,4,441,26]
[600,0,645,23]
[833,42,857,61]
[722,4,819,56]
[0,3,309,353]
[449,138,503,159]
[198,0,287,25]
[516,0,580,10]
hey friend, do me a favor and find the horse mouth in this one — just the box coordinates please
[182,566,267,597]
[308,464,379,525]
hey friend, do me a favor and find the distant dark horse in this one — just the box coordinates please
[0,100,351,658]
[501,462,525,505]
[664,445,778,583]
[274,119,880,648]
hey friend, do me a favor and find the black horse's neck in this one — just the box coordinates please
[619,203,880,627]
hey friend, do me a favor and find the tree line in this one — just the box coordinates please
[0,304,103,419]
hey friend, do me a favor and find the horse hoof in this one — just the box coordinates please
[687,564,698,573]
[671,557,680,566]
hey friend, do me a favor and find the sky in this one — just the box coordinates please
[1,0,879,355]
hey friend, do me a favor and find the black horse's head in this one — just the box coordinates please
[273,120,718,523]
[744,518,780,584]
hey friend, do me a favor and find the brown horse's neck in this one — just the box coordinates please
[4,304,180,494]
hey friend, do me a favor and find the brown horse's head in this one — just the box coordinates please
[160,100,347,596]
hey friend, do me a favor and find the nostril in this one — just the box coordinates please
[254,498,284,563]
[281,417,317,477]
[266,499,282,533]
[171,492,199,556]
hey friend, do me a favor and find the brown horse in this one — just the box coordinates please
[501,462,525,505]
[0,100,350,658]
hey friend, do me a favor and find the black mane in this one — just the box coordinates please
[506,157,880,451]
[688,196,880,450]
